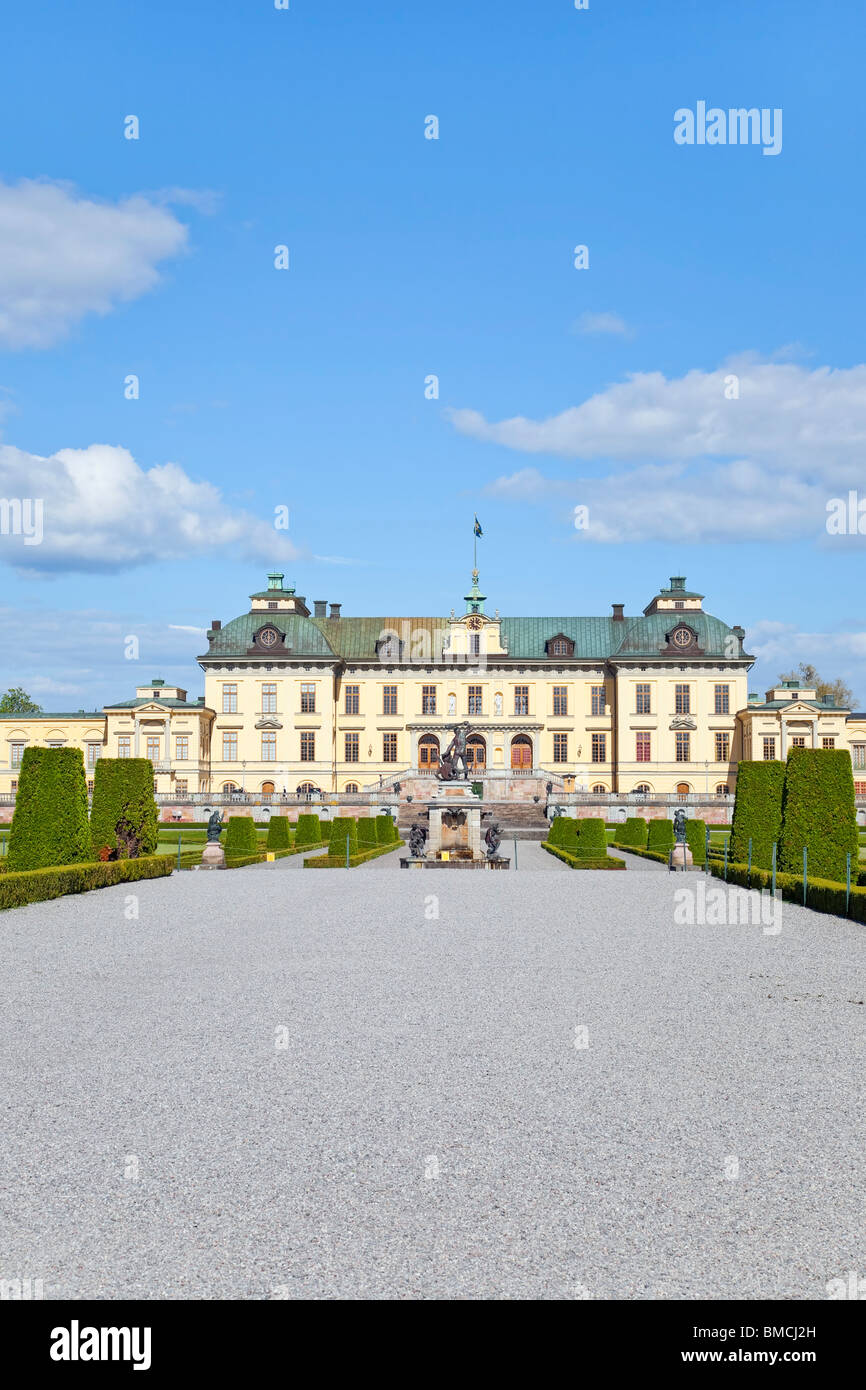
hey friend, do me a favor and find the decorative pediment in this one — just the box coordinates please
[670,714,697,731]
[254,717,284,730]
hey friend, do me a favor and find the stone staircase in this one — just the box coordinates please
[397,798,550,840]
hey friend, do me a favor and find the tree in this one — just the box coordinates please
[0,687,42,714]
[778,663,855,708]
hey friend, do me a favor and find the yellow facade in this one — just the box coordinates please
[3,576,865,804]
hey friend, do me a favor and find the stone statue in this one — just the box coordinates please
[408,821,428,858]
[437,721,471,781]
[494,692,503,716]
[207,809,225,842]
[484,818,502,858]
[448,693,456,715]
[673,808,687,844]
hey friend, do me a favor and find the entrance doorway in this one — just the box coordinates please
[511,735,532,770]
[466,735,486,772]
[418,735,440,770]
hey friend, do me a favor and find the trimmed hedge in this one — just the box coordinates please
[376,815,398,844]
[779,747,858,883]
[90,758,158,859]
[8,747,91,871]
[730,761,785,869]
[706,857,866,924]
[224,816,258,854]
[329,816,359,857]
[294,813,324,846]
[304,841,400,869]
[266,815,291,849]
[357,817,379,849]
[685,818,707,866]
[647,819,674,852]
[619,817,648,849]
[576,817,606,849]
[548,815,577,845]
[542,842,625,870]
[611,842,670,865]
[0,855,173,911]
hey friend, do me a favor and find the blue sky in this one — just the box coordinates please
[1,0,865,708]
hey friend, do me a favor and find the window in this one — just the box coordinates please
[300,732,315,761]
[422,685,437,715]
[551,638,569,656]
[175,779,188,797]
[468,685,483,716]
[715,783,729,796]
[514,685,529,715]
[591,685,606,716]
[553,733,568,763]
[592,733,606,763]
[300,683,316,714]
[675,684,691,714]
[262,683,277,714]
[345,684,359,715]
[345,783,359,794]
[790,735,806,748]
[86,743,101,767]
[636,731,651,763]
[262,732,276,761]
[853,745,866,769]
[635,683,651,715]
[145,737,159,763]
[822,736,836,750]
[634,784,650,795]
[175,735,189,761]
[553,686,568,716]
[715,732,730,762]
[10,780,17,793]
[10,743,24,766]
[762,737,776,760]
[222,683,237,714]
[88,781,94,796]
[674,601,684,610]
[675,731,691,762]
[469,632,481,657]
[268,601,278,610]
[378,635,400,659]
[345,732,359,762]
[855,781,866,796]
[383,685,398,715]
[383,732,398,762]
[714,684,730,715]
[223,732,238,762]
[117,736,131,758]
[592,783,607,794]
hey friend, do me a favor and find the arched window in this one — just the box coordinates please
[418,734,440,769]
[261,781,275,800]
[715,782,730,797]
[592,783,607,794]
[633,783,651,796]
[676,782,691,798]
[298,782,320,798]
[345,782,359,794]
[466,735,486,770]
[222,781,238,793]
[510,734,532,770]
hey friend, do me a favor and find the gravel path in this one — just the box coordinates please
[1,865,864,1300]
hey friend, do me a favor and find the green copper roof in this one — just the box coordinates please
[103,698,208,710]
[201,612,337,659]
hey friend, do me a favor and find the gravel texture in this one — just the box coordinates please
[1,859,864,1300]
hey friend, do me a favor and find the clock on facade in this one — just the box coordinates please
[258,626,280,648]
[672,626,693,648]
[466,616,483,630]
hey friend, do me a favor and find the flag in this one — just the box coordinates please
[473,516,483,537]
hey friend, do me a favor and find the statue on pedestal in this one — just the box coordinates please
[484,818,502,859]
[437,721,471,781]
[408,821,428,858]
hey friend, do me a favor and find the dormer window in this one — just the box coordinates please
[376,633,403,661]
[545,633,575,658]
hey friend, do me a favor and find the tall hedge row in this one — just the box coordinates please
[548,815,576,845]
[729,761,785,869]
[357,817,379,848]
[224,816,258,854]
[294,814,323,846]
[90,758,158,858]
[619,817,648,849]
[685,818,707,866]
[576,817,606,849]
[376,814,397,844]
[329,817,358,856]
[647,819,674,852]
[266,815,291,849]
[8,747,91,871]
[778,748,858,882]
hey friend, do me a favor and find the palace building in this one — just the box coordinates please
[2,571,865,804]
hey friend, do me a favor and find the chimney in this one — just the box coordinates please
[612,603,624,621]
[314,600,327,618]
[329,603,341,619]
[211,619,221,630]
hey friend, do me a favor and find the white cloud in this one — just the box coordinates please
[572,311,633,337]
[746,619,866,706]
[0,442,298,573]
[458,359,866,542]
[0,179,191,347]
